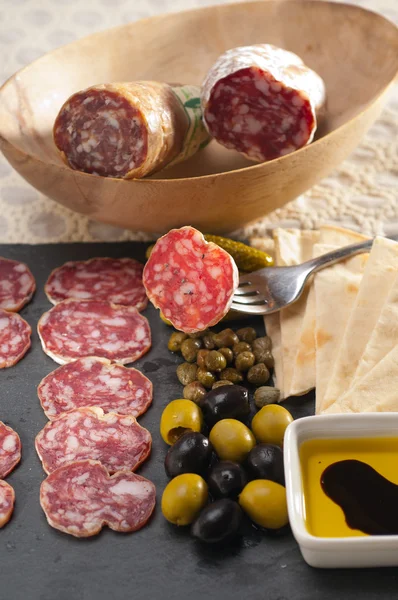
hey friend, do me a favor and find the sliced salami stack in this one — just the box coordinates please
[0,422,21,528]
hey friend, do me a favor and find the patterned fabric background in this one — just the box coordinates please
[0,0,396,243]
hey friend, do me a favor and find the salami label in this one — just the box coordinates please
[0,309,31,368]
[36,407,152,474]
[0,481,15,528]
[40,460,156,537]
[38,357,152,420]
[0,421,21,479]
[0,257,35,312]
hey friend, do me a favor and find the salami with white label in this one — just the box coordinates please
[0,481,15,528]
[143,226,239,333]
[35,407,152,474]
[0,422,21,479]
[38,357,152,420]
[38,299,151,365]
[40,460,156,537]
[0,258,35,312]
[201,44,326,161]
[54,82,210,179]
[45,257,147,310]
[0,310,31,368]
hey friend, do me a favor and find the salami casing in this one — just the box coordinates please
[40,460,156,537]
[35,407,152,474]
[54,82,210,179]
[38,299,151,365]
[45,257,147,310]
[38,357,152,420]
[0,310,31,368]
[0,422,21,479]
[143,226,239,333]
[201,44,326,161]
[0,481,15,528]
[0,258,35,312]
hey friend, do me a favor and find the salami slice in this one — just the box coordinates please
[40,459,156,537]
[45,257,147,311]
[36,407,152,475]
[0,257,35,312]
[0,481,15,528]
[143,226,239,333]
[53,82,210,179]
[38,299,151,365]
[201,44,326,161]
[38,357,152,420]
[0,422,21,479]
[0,310,31,368]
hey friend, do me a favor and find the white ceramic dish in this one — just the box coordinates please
[284,413,398,569]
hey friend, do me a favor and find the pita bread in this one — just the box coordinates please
[322,344,398,414]
[321,236,398,412]
[263,236,282,395]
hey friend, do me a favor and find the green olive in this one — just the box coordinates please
[233,341,252,357]
[247,363,270,386]
[161,474,208,526]
[235,351,256,372]
[167,331,188,353]
[202,332,216,350]
[236,327,257,343]
[181,338,202,363]
[251,405,293,446]
[254,387,281,408]
[160,399,203,445]
[220,368,244,384]
[209,419,256,463]
[213,329,239,348]
[196,367,217,389]
[176,362,198,386]
[219,347,234,364]
[196,349,210,369]
[205,350,227,373]
[145,244,154,260]
[239,480,288,529]
[252,337,272,363]
[212,380,234,390]
[183,381,207,404]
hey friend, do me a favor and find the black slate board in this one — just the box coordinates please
[1,242,397,600]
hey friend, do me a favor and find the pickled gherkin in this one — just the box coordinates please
[204,235,273,271]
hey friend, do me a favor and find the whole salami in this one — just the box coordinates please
[45,257,147,310]
[0,481,15,528]
[54,82,210,179]
[38,299,151,365]
[201,44,326,161]
[35,407,152,474]
[38,357,152,420]
[143,226,239,333]
[0,257,35,312]
[0,421,21,479]
[0,310,31,368]
[40,460,156,537]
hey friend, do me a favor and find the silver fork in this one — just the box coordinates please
[231,239,373,315]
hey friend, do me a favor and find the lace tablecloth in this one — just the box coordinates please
[0,0,396,243]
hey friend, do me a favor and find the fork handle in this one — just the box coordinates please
[303,238,373,274]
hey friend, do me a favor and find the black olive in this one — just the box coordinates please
[164,432,213,478]
[191,499,242,544]
[208,460,247,499]
[199,385,250,427]
[244,443,285,486]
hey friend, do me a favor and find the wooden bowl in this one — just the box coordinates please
[0,1,397,234]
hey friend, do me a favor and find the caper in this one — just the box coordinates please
[254,386,281,408]
[252,337,272,363]
[220,368,244,384]
[212,380,234,389]
[205,350,227,373]
[189,329,209,339]
[177,362,198,386]
[213,328,239,348]
[247,363,270,386]
[236,327,257,343]
[235,351,256,372]
[197,367,217,389]
[197,349,210,369]
[184,381,207,404]
[202,332,216,350]
[181,338,202,363]
[262,350,275,370]
[232,342,252,357]
[168,332,188,353]
[219,347,234,364]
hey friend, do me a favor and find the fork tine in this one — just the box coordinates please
[234,284,259,296]
[232,294,266,305]
[230,302,270,315]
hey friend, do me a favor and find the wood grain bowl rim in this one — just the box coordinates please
[0,0,397,185]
